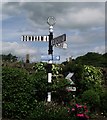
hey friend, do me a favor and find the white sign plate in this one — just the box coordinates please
[41,55,60,61]
[66,86,76,92]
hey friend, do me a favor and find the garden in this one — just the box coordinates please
[2,61,107,120]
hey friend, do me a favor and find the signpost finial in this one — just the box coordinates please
[47,16,56,26]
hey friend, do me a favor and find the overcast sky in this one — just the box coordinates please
[1,1,106,62]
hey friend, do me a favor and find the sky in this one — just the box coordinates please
[1,1,106,63]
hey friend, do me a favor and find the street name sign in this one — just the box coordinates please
[21,35,49,42]
[51,34,66,46]
[41,55,60,61]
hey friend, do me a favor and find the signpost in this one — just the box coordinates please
[21,16,67,102]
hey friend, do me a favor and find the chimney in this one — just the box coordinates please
[69,56,72,62]
[26,54,30,63]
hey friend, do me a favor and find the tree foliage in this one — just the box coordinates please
[1,53,17,62]
[74,52,107,67]
[80,65,103,92]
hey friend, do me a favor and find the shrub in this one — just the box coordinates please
[81,89,100,113]
[100,90,107,116]
[2,66,70,119]
[2,67,47,119]
[27,101,76,120]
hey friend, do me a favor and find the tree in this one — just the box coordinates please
[79,65,103,93]
[74,52,106,67]
[2,53,17,62]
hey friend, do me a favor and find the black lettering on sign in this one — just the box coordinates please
[46,36,47,41]
[41,36,43,41]
[29,36,31,41]
[23,36,26,41]
[23,36,25,41]
[35,36,37,41]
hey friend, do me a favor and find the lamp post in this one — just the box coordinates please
[47,17,56,102]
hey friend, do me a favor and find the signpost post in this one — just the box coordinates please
[21,16,67,102]
[47,17,56,102]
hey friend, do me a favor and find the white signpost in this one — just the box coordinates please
[21,16,67,102]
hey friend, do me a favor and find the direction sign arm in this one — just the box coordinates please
[51,34,67,49]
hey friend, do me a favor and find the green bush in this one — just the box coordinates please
[35,62,47,72]
[2,67,48,119]
[27,101,76,120]
[2,67,37,119]
[30,71,48,101]
[2,66,70,119]
[100,90,107,116]
[81,65,103,91]
[81,89,100,113]
[3,63,105,119]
